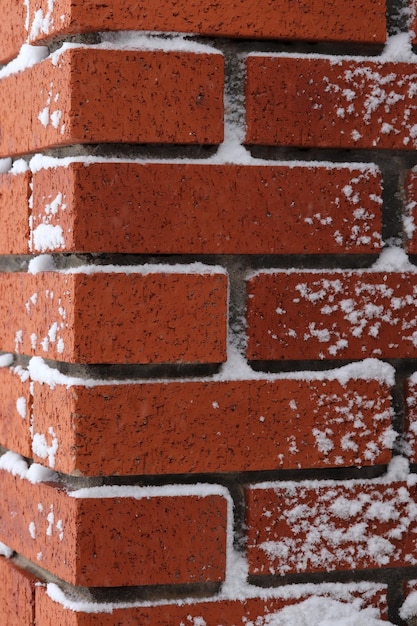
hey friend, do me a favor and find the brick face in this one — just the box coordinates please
[0,47,224,157]
[246,270,417,361]
[0,270,227,364]
[29,162,382,255]
[0,366,31,458]
[0,467,228,587]
[0,558,38,626]
[31,375,393,475]
[19,0,386,51]
[245,56,417,150]
[0,171,31,254]
[245,480,417,576]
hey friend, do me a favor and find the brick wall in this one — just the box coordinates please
[1,1,417,624]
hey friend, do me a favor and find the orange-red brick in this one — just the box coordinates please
[405,171,417,255]
[0,270,227,364]
[30,162,382,254]
[0,170,31,254]
[0,365,31,458]
[0,468,227,587]
[0,0,27,64]
[20,0,386,51]
[246,270,417,361]
[245,56,417,150]
[0,47,223,158]
[0,557,38,626]
[246,479,417,576]
[35,582,388,626]
[31,376,393,475]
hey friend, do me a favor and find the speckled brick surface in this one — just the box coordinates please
[31,377,392,475]
[23,0,386,47]
[0,469,227,587]
[245,56,417,150]
[0,270,227,364]
[246,271,417,361]
[30,162,383,254]
[0,47,224,157]
[0,171,31,254]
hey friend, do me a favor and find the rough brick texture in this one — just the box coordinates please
[0,467,227,587]
[246,270,417,361]
[405,171,417,255]
[0,47,224,157]
[28,162,383,255]
[246,479,417,576]
[0,365,31,458]
[0,170,31,254]
[245,56,417,150]
[0,270,227,364]
[1,0,417,622]
[31,375,393,475]
[0,557,39,626]
[18,0,386,54]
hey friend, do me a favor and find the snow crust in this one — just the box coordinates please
[0,44,48,79]
[256,596,389,626]
[45,579,388,618]
[0,354,14,368]
[28,254,226,276]
[0,451,57,484]
[27,354,395,390]
[401,585,417,620]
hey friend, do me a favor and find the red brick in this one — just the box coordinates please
[245,479,417,576]
[404,376,417,463]
[0,557,38,626]
[246,270,417,361]
[30,162,382,254]
[22,0,386,47]
[0,170,31,254]
[405,171,417,255]
[245,55,417,150]
[35,581,388,626]
[0,47,223,158]
[0,0,27,64]
[0,364,31,458]
[31,375,393,475]
[0,465,227,587]
[0,269,227,364]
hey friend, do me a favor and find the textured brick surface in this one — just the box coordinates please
[246,480,417,576]
[0,469,227,587]
[245,56,417,150]
[30,162,382,254]
[23,0,386,47]
[246,271,417,361]
[0,270,227,364]
[0,557,38,626]
[0,366,31,458]
[0,47,224,157]
[0,171,31,254]
[31,376,393,475]
[405,171,417,255]
[404,376,417,464]
[0,0,27,63]
[35,583,388,626]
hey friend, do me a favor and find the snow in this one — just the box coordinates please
[0,354,14,368]
[0,451,57,484]
[0,44,48,79]
[255,597,389,626]
[0,542,13,558]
